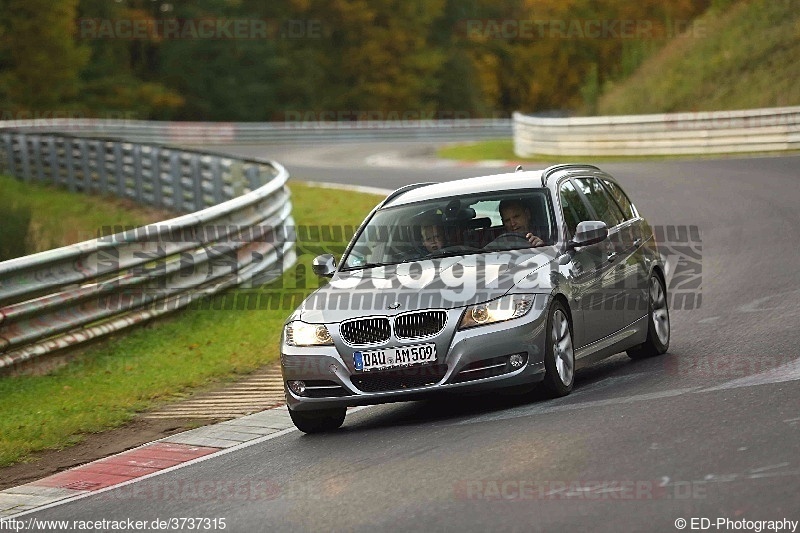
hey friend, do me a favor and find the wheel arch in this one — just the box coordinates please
[549,292,573,325]
[650,264,667,295]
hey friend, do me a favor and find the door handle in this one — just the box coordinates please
[633,238,642,247]
[607,252,618,262]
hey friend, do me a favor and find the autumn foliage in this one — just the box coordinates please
[0,0,710,120]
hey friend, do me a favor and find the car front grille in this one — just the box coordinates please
[394,311,447,339]
[350,364,448,393]
[339,317,391,346]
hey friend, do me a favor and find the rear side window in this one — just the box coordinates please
[573,177,626,228]
[601,179,637,220]
[559,180,593,236]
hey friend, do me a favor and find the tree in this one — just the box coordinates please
[154,0,282,121]
[281,0,446,117]
[75,0,183,119]
[0,0,89,114]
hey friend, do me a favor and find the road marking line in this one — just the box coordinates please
[302,180,392,196]
[749,462,791,473]
[453,386,701,426]
[455,357,800,426]
[700,359,800,392]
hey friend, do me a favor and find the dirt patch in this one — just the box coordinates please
[0,416,224,491]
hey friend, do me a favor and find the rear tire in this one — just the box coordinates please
[627,273,670,359]
[289,407,346,434]
[541,300,575,398]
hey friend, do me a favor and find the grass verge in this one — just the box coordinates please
[0,181,383,467]
[437,140,521,162]
[0,174,170,260]
[436,139,687,163]
[437,139,800,163]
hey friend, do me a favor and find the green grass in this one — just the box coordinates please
[434,139,793,163]
[596,0,800,114]
[437,140,637,163]
[437,139,636,165]
[0,174,166,259]
[437,140,520,161]
[437,139,692,164]
[0,181,383,467]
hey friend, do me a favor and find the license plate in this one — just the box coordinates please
[353,344,436,372]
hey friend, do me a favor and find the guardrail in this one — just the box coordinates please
[3,118,512,145]
[0,129,295,370]
[513,106,800,156]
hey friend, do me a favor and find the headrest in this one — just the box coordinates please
[443,199,476,221]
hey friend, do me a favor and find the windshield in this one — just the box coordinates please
[341,189,555,269]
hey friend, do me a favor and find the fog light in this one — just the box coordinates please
[288,380,306,396]
[509,353,525,368]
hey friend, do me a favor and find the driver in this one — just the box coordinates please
[499,199,545,247]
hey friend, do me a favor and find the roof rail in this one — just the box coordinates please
[379,182,437,207]
[540,164,600,187]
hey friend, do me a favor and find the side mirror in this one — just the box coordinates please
[312,254,336,277]
[567,221,608,250]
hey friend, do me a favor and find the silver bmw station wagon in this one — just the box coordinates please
[281,164,670,433]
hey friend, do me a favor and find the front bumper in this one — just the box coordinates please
[280,297,550,411]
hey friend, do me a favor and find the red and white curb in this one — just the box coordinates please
[0,406,298,519]
[0,405,372,519]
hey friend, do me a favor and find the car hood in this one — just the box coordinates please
[298,249,555,323]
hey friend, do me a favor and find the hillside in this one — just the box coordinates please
[596,0,800,114]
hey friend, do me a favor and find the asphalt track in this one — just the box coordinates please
[25,143,800,532]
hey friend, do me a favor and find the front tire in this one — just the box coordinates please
[627,273,670,359]
[289,407,346,434]
[542,300,575,398]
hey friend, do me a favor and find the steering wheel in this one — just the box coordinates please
[494,232,532,242]
[483,232,535,250]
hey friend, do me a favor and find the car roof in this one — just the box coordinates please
[385,170,546,207]
[383,164,607,207]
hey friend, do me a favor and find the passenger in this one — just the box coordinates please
[420,223,446,254]
[498,199,546,247]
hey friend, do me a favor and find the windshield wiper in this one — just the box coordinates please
[340,261,402,271]
[426,249,486,260]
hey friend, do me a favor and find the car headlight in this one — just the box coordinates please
[458,295,535,329]
[285,321,333,346]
